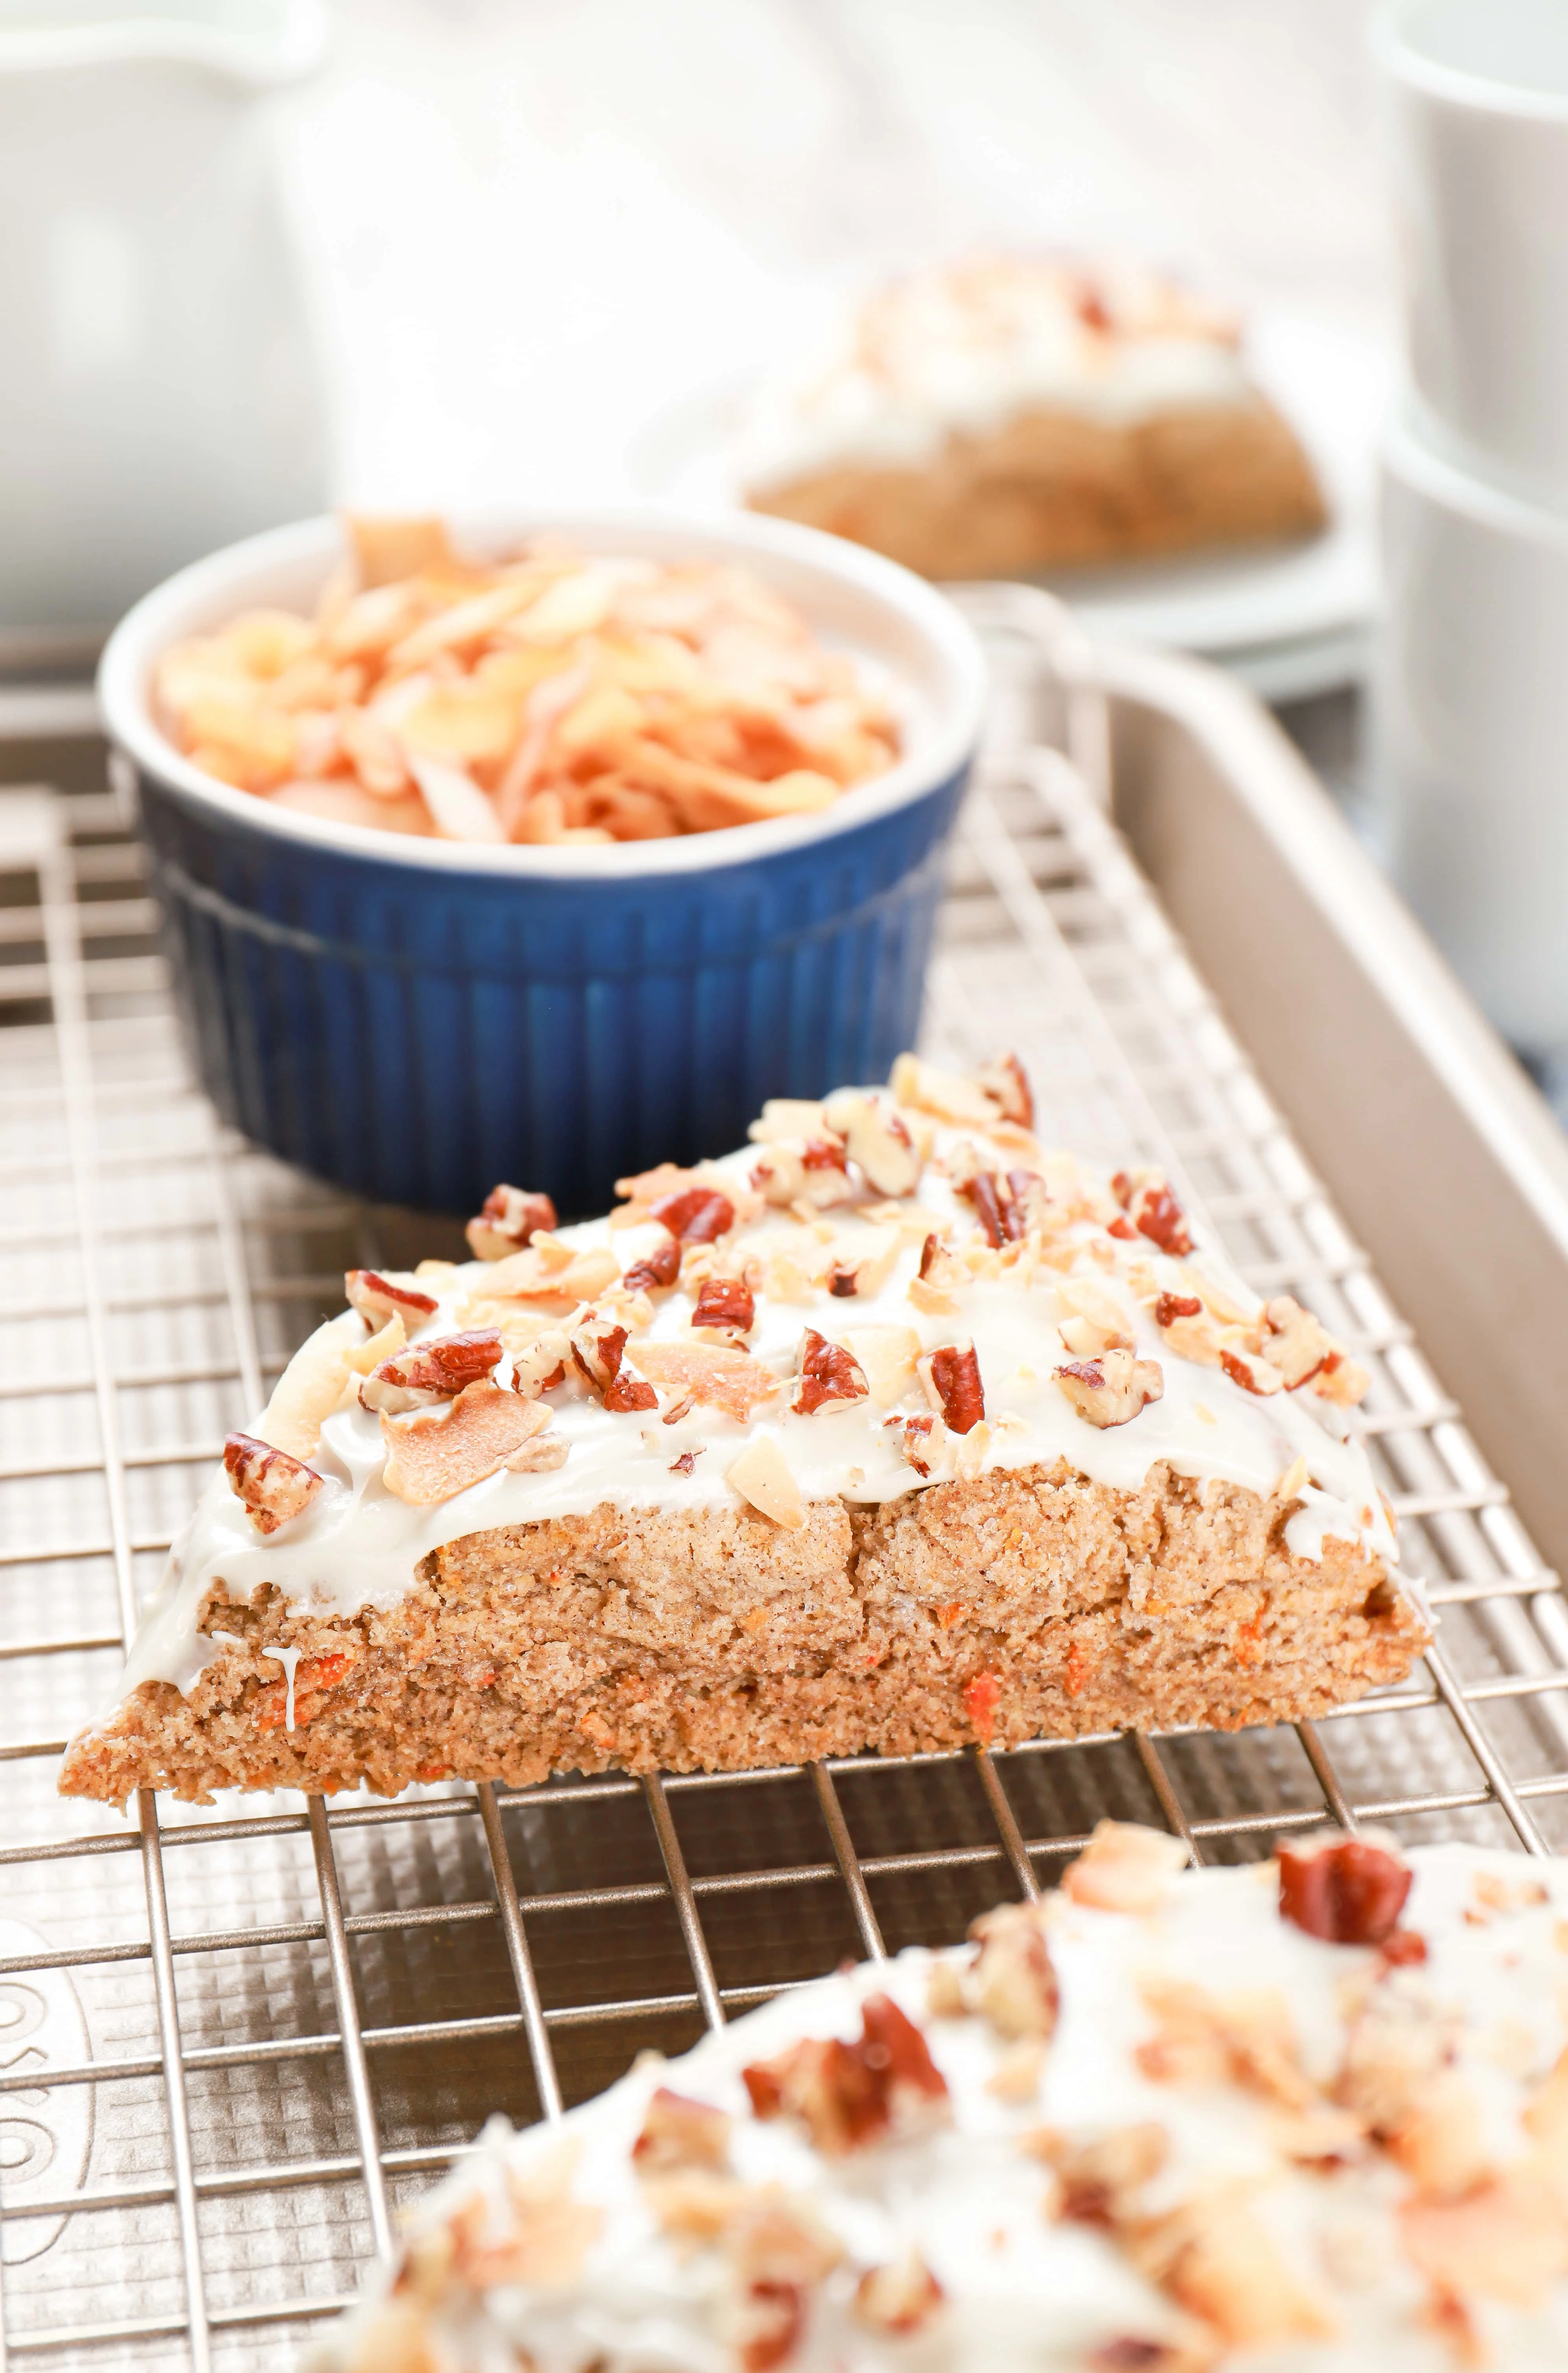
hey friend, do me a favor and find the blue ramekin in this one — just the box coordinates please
[98,507,987,1218]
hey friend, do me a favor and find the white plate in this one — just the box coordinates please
[628,310,1390,682]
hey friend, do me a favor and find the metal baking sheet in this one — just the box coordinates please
[2,608,1567,2371]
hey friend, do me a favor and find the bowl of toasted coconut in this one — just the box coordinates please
[99,505,986,1214]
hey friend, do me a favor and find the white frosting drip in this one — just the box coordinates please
[98,1099,1398,1719]
[737,256,1254,493]
[309,1845,1568,2373]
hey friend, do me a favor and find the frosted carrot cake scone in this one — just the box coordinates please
[741,255,1327,581]
[58,1055,1423,1805]
[311,1828,1568,2371]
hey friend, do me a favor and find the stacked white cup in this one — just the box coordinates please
[1374,0,1568,1060]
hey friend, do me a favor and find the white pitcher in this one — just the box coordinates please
[0,2,330,648]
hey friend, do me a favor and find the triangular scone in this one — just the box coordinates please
[59,1055,1422,1806]
[313,1832,1568,2372]
[740,254,1326,579]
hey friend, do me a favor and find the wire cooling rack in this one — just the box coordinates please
[4,610,1568,2371]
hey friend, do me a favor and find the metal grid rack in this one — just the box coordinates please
[4,621,1568,2371]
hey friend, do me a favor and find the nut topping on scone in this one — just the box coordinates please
[222,1432,324,1536]
[1056,1349,1163,1429]
[465,1183,558,1261]
[742,1993,949,2155]
[62,1047,1416,1817]
[793,1329,870,1415]
[345,1267,440,1325]
[921,1339,985,1433]
[1277,1830,1413,1947]
[359,1328,505,1413]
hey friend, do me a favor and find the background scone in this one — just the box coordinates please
[59,1056,1421,1806]
[741,254,1327,580]
[312,1828,1568,2371]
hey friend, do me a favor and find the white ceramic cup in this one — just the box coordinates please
[1376,410,1568,1051]
[1374,0,1568,501]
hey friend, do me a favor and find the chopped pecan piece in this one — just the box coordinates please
[693,1275,755,1340]
[921,1339,985,1434]
[650,1185,734,1243]
[1277,1829,1412,1946]
[1054,1349,1163,1428]
[359,1328,504,1414]
[823,1226,898,1299]
[1063,1822,1189,1912]
[1040,2123,1168,2228]
[345,1267,439,1326]
[570,1319,657,1411]
[884,1411,947,1478]
[978,1050,1034,1128]
[508,1326,569,1398]
[464,1184,557,1262]
[751,1137,855,1210]
[223,1432,324,1536]
[792,1328,870,1415]
[823,1087,923,1197]
[964,1171,1013,1248]
[728,2279,803,2373]
[1310,1347,1371,1408]
[380,1380,560,1505]
[1155,1293,1202,1327]
[968,1901,1059,2039]
[620,1234,681,1293]
[1155,1291,1223,1367]
[742,1993,948,2156]
[910,1233,969,1314]
[1220,1344,1285,1397]
[632,2087,730,2174]
[1111,1170,1193,1257]
[854,2251,945,2335]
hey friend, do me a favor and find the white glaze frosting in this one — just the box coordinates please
[737,256,1255,494]
[309,1841,1568,2372]
[90,1068,1398,1718]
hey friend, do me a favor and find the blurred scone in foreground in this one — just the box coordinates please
[741,255,1327,580]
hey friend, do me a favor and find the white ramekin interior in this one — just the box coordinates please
[99,505,989,880]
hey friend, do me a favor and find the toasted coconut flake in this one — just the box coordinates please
[823,1087,923,1196]
[635,1339,779,1420]
[889,1052,999,1128]
[726,1437,805,1531]
[256,1309,363,1459]
[632,2087,731,2175]
[485,1244,620,1305]
[344,1310,406,1376]
[223,1432,323,1536]
[968,1901,1060,2039]
[381,1380,557,1506]
[1063,1822,1190,1912]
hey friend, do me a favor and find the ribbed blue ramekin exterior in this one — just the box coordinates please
[133,759,969,1218]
